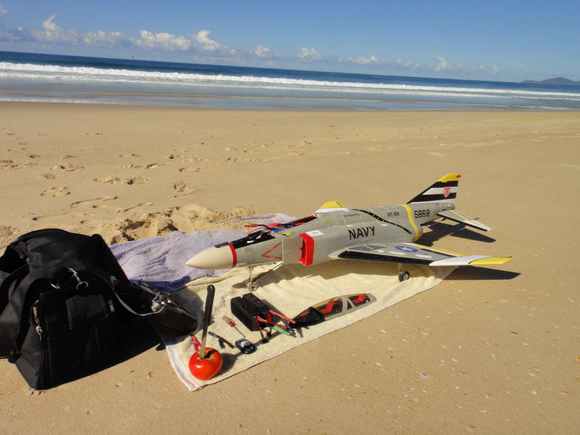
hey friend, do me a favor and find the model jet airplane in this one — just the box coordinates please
[187,173,511,281]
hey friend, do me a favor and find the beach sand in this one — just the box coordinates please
[1,104,579,434]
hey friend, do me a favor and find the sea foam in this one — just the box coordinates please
[2,62,580,101]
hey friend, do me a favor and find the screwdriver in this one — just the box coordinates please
[222,315,247,339]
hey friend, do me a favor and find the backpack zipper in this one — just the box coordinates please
[31,298,50,388]
[31,300,43,338]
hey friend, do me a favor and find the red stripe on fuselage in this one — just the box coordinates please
[299,233,314,266]
[228,243,238,267]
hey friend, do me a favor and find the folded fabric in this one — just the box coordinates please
[111,230,244,292]
[110,214,295,292]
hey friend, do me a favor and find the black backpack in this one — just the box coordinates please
[0,229,196,390]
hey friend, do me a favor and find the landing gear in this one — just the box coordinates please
[247,266,255,291]
[398,271,410,282]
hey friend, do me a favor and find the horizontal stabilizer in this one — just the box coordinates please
[437,210,491,232]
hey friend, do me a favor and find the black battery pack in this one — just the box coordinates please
[230,293,270,331]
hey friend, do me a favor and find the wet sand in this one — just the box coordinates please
[1,104,579,434]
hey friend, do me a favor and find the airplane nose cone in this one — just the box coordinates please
[186,245,234,269]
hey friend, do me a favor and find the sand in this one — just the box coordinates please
[1,104,579,434]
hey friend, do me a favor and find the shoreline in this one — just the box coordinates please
[1,100,579,112]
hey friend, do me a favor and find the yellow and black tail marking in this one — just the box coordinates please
[408,173,461,204]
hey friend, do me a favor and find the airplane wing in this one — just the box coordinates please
[331,242,511,267]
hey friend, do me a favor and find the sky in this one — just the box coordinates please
[0,0,578,82]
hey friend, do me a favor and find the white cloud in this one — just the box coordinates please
[0,3,7,17]
[84,30,124,46]
[433,56,451,72]
[298,47,320,61]
[0,27,32,43]
[195,30,221,51]
[254,45,272,58]
[478,64,500,75]
[42,15,58,33]
[340,55,423,71]
[344,55,380,65]
[33,15,80,43]
[430,56,500,77]
[391,58,420,70]
[10,17,233,57]
[134,30,192,51]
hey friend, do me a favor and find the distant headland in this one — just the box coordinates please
[523,77,580,86]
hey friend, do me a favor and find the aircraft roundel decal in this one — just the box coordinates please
[395,244,418,253]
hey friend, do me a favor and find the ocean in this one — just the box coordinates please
[1,50,580,111]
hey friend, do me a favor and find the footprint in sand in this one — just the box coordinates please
[0,159,16,169]
[125,176,149,185]
[94,176,149,185]
[173,181,196,196]
[178,167,201,173]
[0,159,37,170]
[116,202,154,214]
[41,186,71,198]
[70,195,118,209]
[94,176,123,184]
[51,161,84,172]
[173,181,191,193]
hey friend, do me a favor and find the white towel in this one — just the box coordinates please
[165,261,455,390]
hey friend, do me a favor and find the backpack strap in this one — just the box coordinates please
[0,268,37,359]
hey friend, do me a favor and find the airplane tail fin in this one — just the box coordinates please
[408,173,461,204]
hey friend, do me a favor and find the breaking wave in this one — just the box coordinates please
[2,61,580,101]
